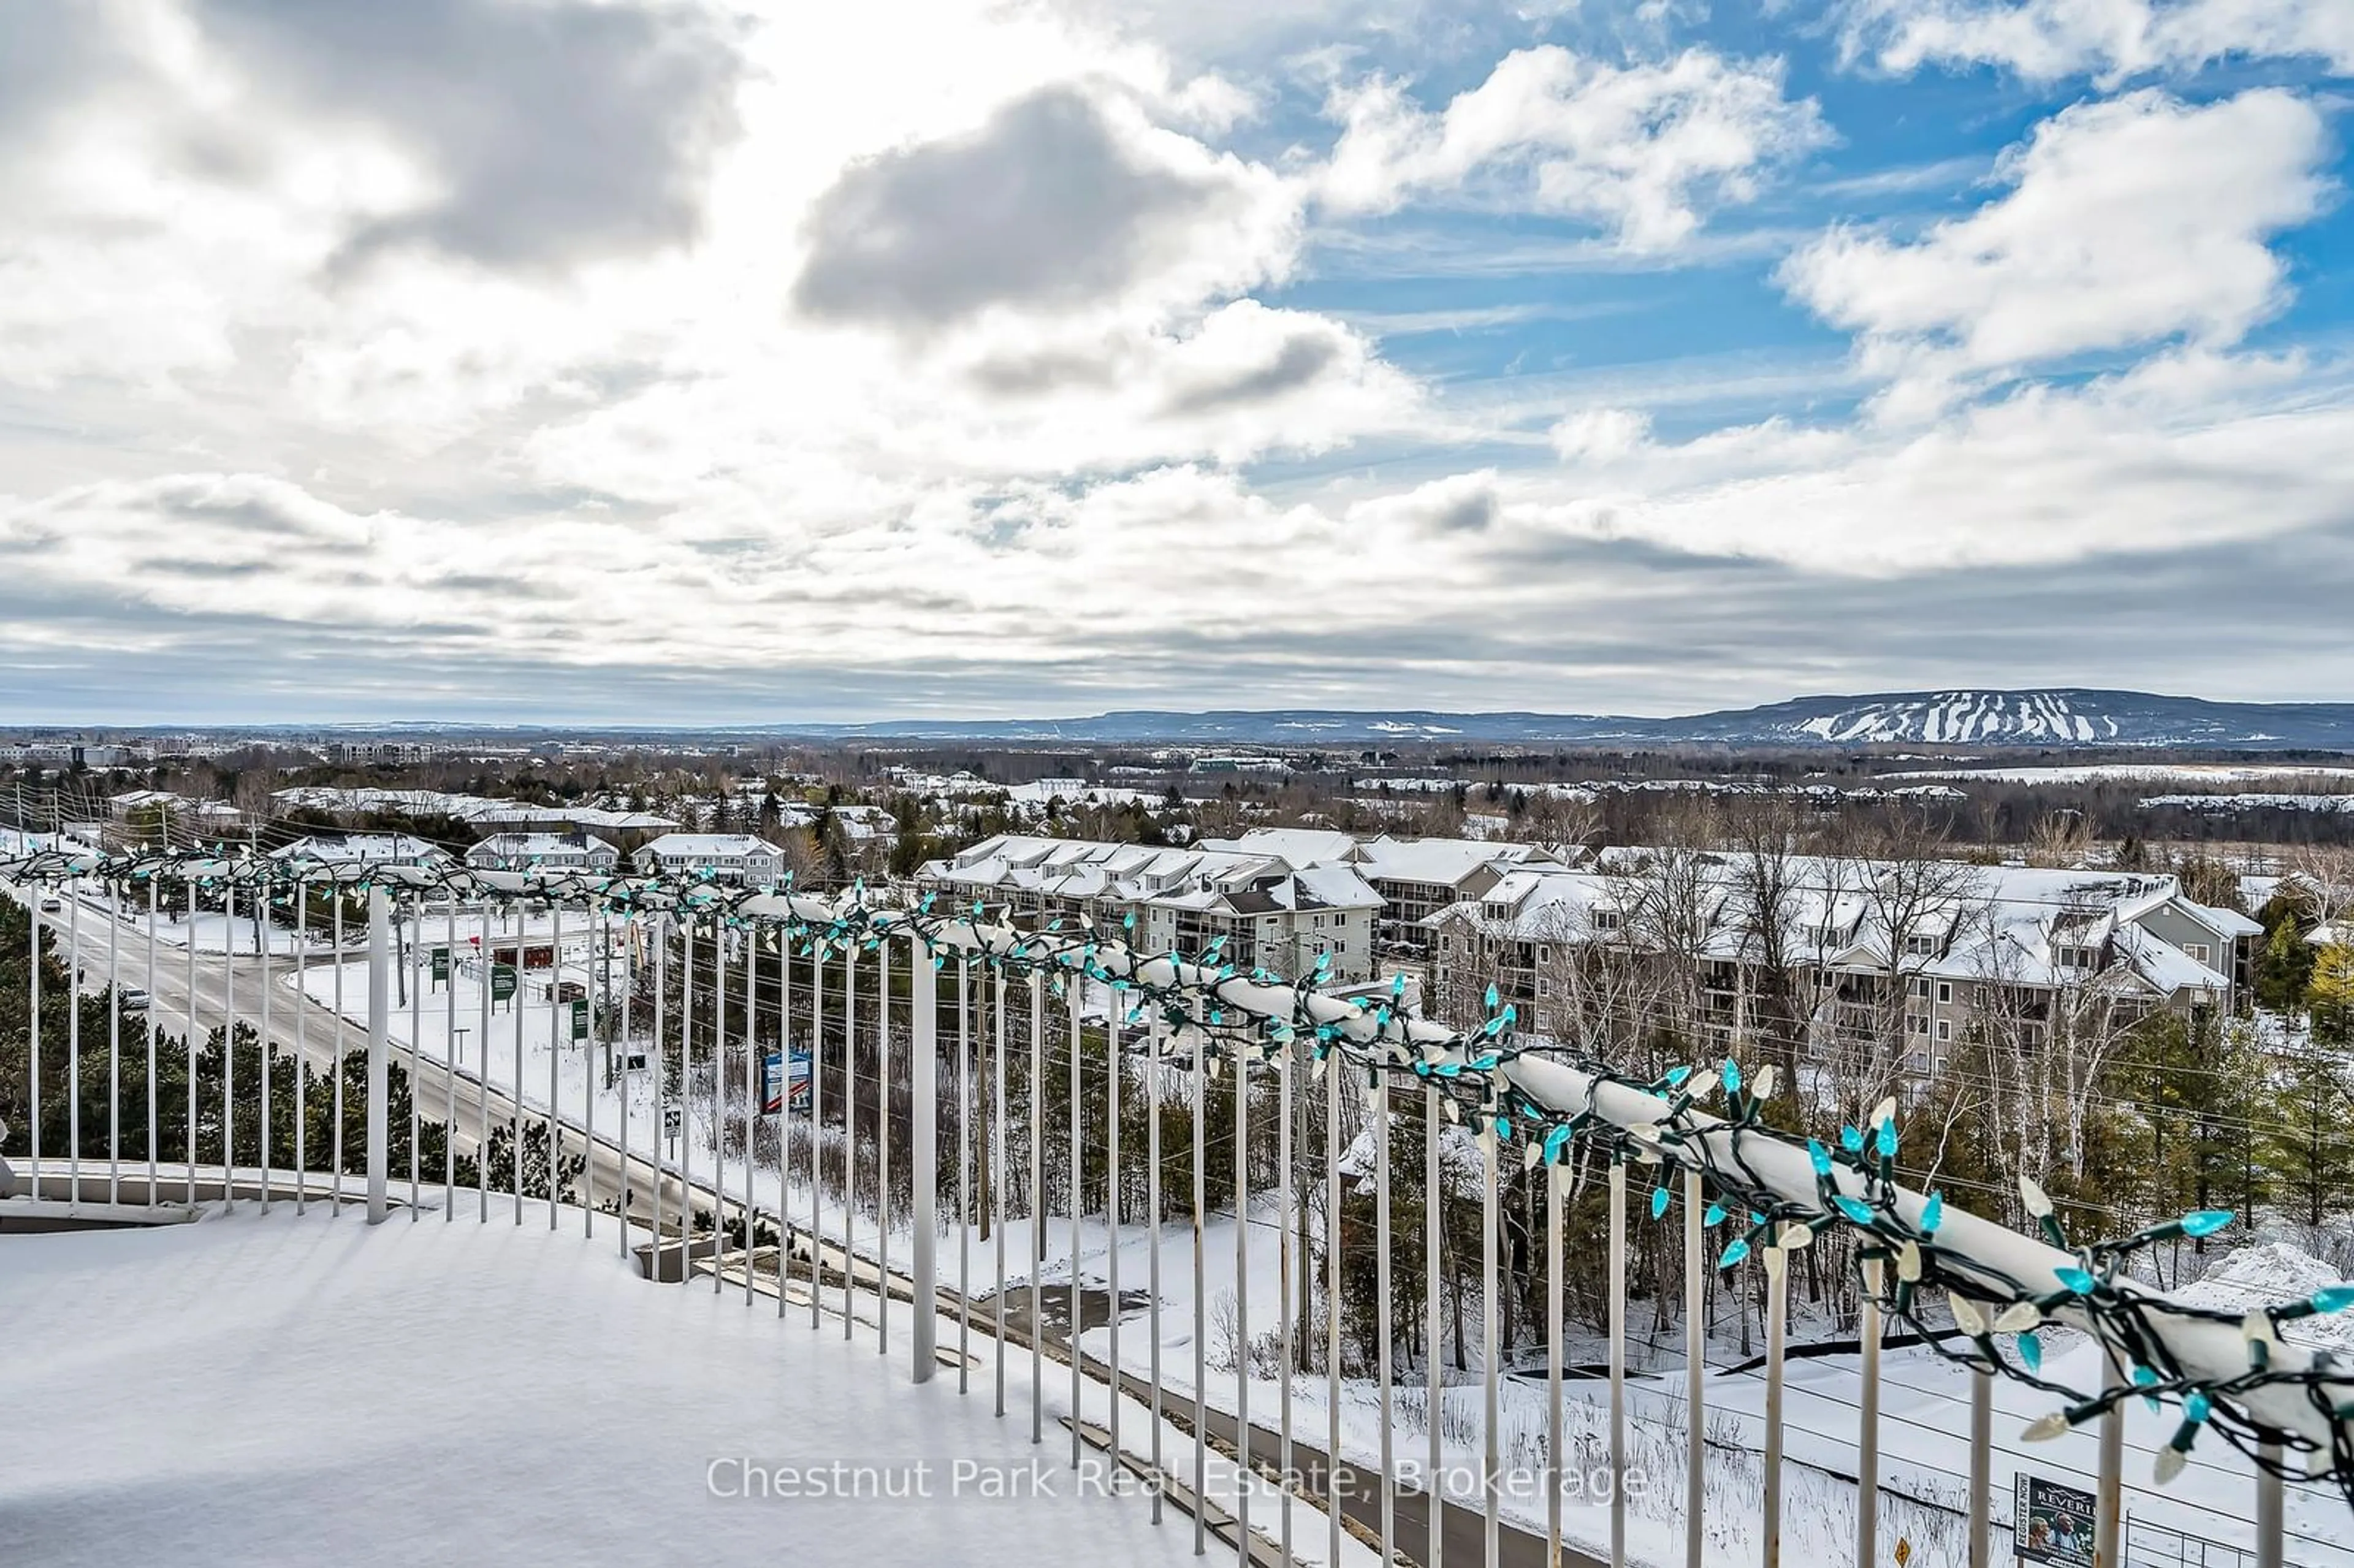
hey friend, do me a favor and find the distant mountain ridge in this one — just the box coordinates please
[782,689,2354,748]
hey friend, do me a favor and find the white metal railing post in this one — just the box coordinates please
[478,895,492,1222]
[743,920,756,1298]
[219,880,232,1211]
[1277,1033,1294,1563]
[910,927,938,1383]
[1103,994,1118,1446]
[1321,1041,1342,1568]
[786,923,805,1309]
[146,877,158,1203]
[1966,1363,1991,1568]
[1547,1154,1565,1568]
[408,891,421,1220]
[108,882,121,1205]
[260,883,272,1211]
[1765,1241,1791,1568]
[1857,1257,1883,1568]
[2255,1445,2284,1568]
[1609,1159,1628,1568]
[712,915,726,1287]
[1685,1166,1705,1568]
[27,894,39,1201]
[1065,977,1080,1454]
[1483,1124,1501,1568]
[1428,1083,1444,1568]
[67,891,79,1209]
[879,932,893,1349]
[1233,1043,1251,1564]
[809,927,824,1326]
[365,885,389,1224]
[994,967,1008,1411]
[552,899,565,1233]
[844,939,858,1328]
[1029,969,1044,1440]
[1378,1075,1396,1566]
[1202,1025,1215,1559]
[1149,1009,1165,1520]
[2095,1355,2124,1568]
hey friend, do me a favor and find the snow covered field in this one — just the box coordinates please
[1884,764,2354,786]
[0,1203,1241,1568]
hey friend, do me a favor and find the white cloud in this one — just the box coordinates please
[1319,46,1830,251]
[1385,354,2354,579]
[1837,0,2354,82]
[1549,406,1655,462]
[1780,89,2333,403]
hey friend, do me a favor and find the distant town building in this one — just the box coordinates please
[464,832,620,873]
[630,833,788,885]
[918,834,1380,982]
[269,832,452,869]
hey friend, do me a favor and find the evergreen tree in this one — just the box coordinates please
[2264,1041,2354,1228]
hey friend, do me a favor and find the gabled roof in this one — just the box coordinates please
[1355,835,1561,888]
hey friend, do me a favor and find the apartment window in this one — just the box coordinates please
[1906,1013,1929,1036]
[1905,934,1937,956]
[2185,943,2211,964]
[1910,976,1932,999]
[1936,1019,1952,1042]
[1937,981,1952,1005]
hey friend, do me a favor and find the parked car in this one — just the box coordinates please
[39,895,63,913]
[118,988,151,1011]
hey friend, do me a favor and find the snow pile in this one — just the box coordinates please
[0,1205,1205,1568]
[2176,1241,2354,1354]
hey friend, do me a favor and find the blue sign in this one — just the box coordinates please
[762,1049,811,1115]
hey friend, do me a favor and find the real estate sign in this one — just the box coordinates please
[761,1049,811,1115]
[2014,1473,2096,1568]
[490,963,517,1005]
[569,997,589,1042]
[430,946,448,985]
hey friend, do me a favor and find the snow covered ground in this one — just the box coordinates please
[1883,764,2354,786]
[0,1201,1255,1568]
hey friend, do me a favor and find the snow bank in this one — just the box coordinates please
[0,1204,1206,1568]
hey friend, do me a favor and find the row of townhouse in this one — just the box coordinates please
[1427,854,2261,1073]
[915,834,1383,981]
[1198,828,1572,951]
[268,831,788,884]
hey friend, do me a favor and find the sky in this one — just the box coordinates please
[2,0,2352,725]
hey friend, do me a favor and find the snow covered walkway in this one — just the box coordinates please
[0,1203,1206,1568]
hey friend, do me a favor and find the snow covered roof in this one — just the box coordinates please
[1354,834,1561,888]
[634,833,785,859]
[922,833,1377,920]
[269,832,450,865]
[1198,826,1360,870]
[272,786,677,831]
[465,832,617,862]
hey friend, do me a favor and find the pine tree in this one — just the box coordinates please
[2263,1041,2354,1228]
